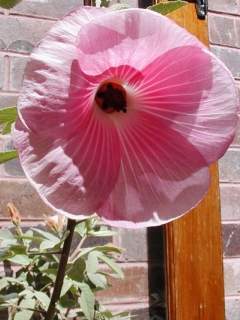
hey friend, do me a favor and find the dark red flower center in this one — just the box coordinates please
[95,81,127,113]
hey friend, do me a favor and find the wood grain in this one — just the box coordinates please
[165,4,225,320]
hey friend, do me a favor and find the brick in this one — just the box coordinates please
[220,185,240,220]
[97,262,165,305]
[210,45,240,79]
[0,135,24,177]
[108,0,138,7]
[0,178,53,219]
[232,120,240,145]
[9,56,29,91]
[0,56,4,90]
[114,226,165,262]
[11,0,83,19]
[209,14,240,48]
[225,297,240,320]
[0,39,6,50]
[0,94,18,108]
[219,149,240,182]
[97,263,149,304]
[222,223,240,257]
[3,158,25,177]
[224,258,240,295]
[109,304,151,320]
[114,228,148,262]
[208,0,240,14]
[0,16,54,54]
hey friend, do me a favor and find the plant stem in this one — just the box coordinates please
[45,218,77,320]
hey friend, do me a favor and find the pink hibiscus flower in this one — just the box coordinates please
[14,7,239,228]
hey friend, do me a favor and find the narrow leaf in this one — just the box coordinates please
[8,254,31,266]
[98,254,124,279]
[68,258,85,282]
[32,228,60,242]
[34,291,50,308]
[88,273,107,289]
[77,245,122,260]
[148,1,187,15]
[0,229,15,240]
[79,283,95,320]
[88,230,116,237]
[0,279,8,291]
[0,1,22,9]
[0,150,18,164]
[60,279,73,297]
[14,297,36,320]
[40,239,60,251]
[0,107,17,123]
[86,251,99,274]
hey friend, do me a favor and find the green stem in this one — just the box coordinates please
[45,218,77,320]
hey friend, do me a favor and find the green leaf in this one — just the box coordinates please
[0,229,15,241]
[88,229,116,237]
[40,239,60,251]
[0,249,14,261]
[79,283,95,320]
[32,228,60,242]
[0,0,22,9]
[8,254,31,266]
[0,107,17,134]
[0,229,17,248]
[21,230,34,247]
[86,251,99,274]
[3,277,27,288]
[9,245,27,255]
[148,0,187,15]
[0,278,8,291]
[34,291,50,308]
[18,290,34,299]
[76,245,122,261]
[0,293,18,304]
[68,258,85,282]
[2,121,12,134]
[98,254,124,279]
[75,222,87,238]
[0,150,18,164]
[112,311,131,319]
[88,273,107,289]
[14,297,36,320]
[60,278,73,297]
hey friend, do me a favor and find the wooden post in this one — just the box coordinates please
[165,4,225,320]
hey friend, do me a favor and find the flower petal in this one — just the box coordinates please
[136,45,239,164]
[76,8,203,76]
[14,111,121,216]
[98,112,210,228]
[14,7,123,216]
[18,6,108,132]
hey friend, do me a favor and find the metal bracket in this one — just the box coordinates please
[195,0,208,20]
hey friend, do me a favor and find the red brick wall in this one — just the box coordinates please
[208,1,240,319]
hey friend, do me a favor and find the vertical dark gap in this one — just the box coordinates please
[84,0,93,5]
[147,226,167,319]
[138,0,154,8]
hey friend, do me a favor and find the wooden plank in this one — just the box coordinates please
[165,4,225,320]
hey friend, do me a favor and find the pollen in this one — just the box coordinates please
[95,81,127,113]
